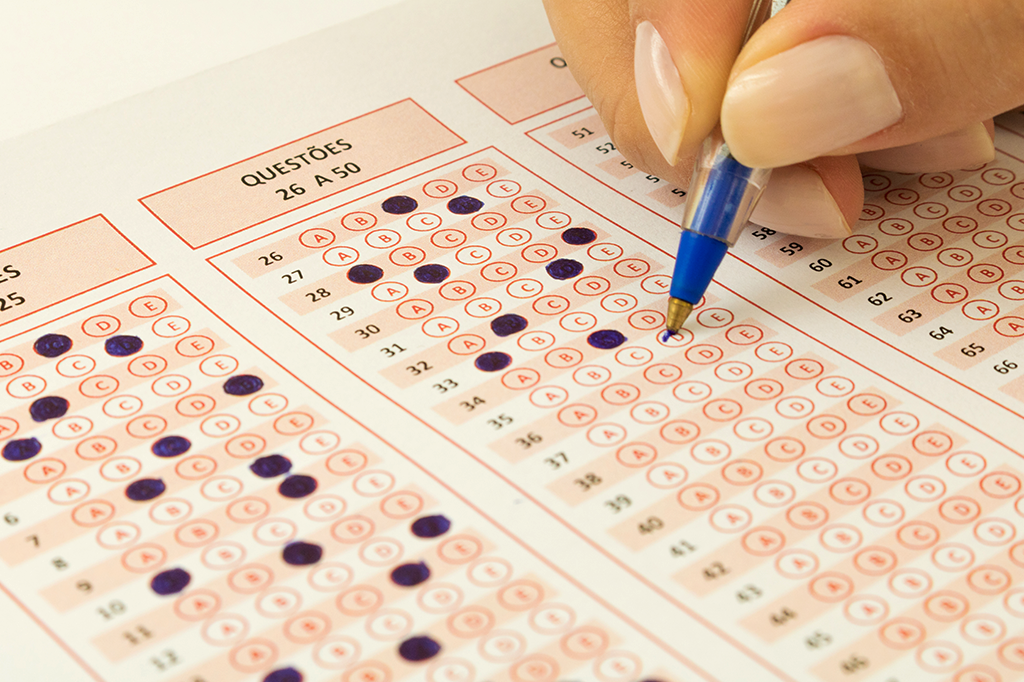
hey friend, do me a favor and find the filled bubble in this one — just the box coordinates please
[250,454,292,478]
[446,196,483,214]
[545,258,584,280]
[279,474,318,498]
[104,335,144,356]
[152,436,191,458]
[150,568,191,595]
[126,478,166,501]
[382,195,418,214]
[223,375,264,396]
[561,227,597,245]
[2,437,42,462]
[33,333,72,358]
[587,329,627,349]
[347,264,385,284]
[282,541,323,566]
[413,263,450,284]
[391,561,430,586]
[489,314,528,337]
[29,396,69,422]
[474,352,512,372]
[398,635,441,662]
[263,668,303,682]
[411,515,451,538]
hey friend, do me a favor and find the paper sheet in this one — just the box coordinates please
[2,2,1024,681]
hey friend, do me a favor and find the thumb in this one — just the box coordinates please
[720,0,1024,168]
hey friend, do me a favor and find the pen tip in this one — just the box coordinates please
[665,297,693,337]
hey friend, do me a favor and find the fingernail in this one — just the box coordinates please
[722,36,902,168]
[858,122,995,173]
[634,21,690,166]
[749,165,851,239]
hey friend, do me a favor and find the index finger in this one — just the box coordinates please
[543,0,754,180]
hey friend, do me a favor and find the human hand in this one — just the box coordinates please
[542,0,1024,238]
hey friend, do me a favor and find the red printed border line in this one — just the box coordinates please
[456,43,586,125]
[208,147,841,682]
[732,129,1024,423]
[210,146,1024,682]
[138,100,466,250]
[0,215,153,329]
[0,273,706,682]
[525,106,678,222]
[528,111,1024,425]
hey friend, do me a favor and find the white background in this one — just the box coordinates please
[0,0,403,142]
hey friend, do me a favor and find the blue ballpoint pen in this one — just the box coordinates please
[664,0,781,334]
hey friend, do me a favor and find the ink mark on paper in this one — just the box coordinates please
[391,561,430,586]
[150,568,191,595]
[279,474,318,498]
[250,454,292,478]
[126,478,166,501]
[152,436,191,458]
[2,437,41,461]
[587,329,627,349]
[382,195,418,215]
[399,635,442,661]
[490,314,528,337]
[545,258,583,280]
[447,196,483,214]
[264,668,303,682]
[29,396,69,422]
[561,227,597,245]
[223,374,264,396]
[414,264,451,284]
[33,334,72,358]
[282,541,323,566]
[411,515,451,538]
[104,335,143,357]
[474,351,512,372]
[347,264,385,284]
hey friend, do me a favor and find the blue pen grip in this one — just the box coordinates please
[669,134,771,306]
[669,230,728,304]
[685,156,755,243]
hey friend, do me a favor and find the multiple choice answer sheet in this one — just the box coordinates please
[1,2,1024,682]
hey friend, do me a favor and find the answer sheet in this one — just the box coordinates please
[1,2,1024,682]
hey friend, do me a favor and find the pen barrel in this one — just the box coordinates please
[680,130,772,246]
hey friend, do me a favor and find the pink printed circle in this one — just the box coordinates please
[472,212,506,231]
[775,549,818,579]
[878,619,926,650]
[228,564,274,594]
[896,521,939,550]
[844,595,888,625]
[479,629,527,662]
[853,547,896,576]
[742,528,785,556]
[787,502,828,530]
[677,484,719,511]
[336,585,383,616]
[418,583,464,614]
[878,218,911,235]
[313,636,361,670]
[448,607,495,638]
[961,614,1006,648]
[887,568,932,599]
[808,572,853,602]
[438,535,483,565]
[326,450,368,476]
